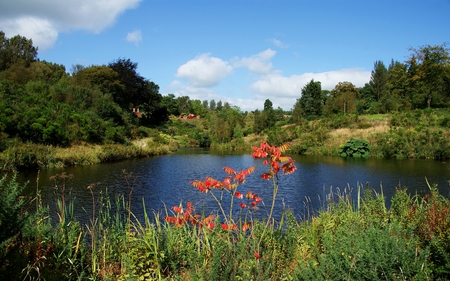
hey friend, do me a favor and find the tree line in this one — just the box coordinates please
[292,43,450,121]
[1,30,449,150]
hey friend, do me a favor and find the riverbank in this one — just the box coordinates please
[2,110,450,171]
[0,138,178,171]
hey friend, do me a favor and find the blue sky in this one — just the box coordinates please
[1,0,449,111]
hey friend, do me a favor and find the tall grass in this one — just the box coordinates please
[2,165,450,279]
[0,139,177,170]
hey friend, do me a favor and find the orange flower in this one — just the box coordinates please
[242,222,252,232]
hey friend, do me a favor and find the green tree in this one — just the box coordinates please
[369,60,388,102]
[324,82,359,115]
[387,60,410,110]
[161,94,180,116]
[74,65,124,95]
[407,43,450,108]
[293,79,322,120]
[216,100,223,111]
[263,99,276,128]
[0,31,38,71]
[108,58,165,124]
[209,99,216,111]
[177,96,190,115]
[357,83,375,114]
[189,99,208,116]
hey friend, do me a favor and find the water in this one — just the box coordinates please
[15,149,450,223]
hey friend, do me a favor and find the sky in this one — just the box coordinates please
[1,0,449,112]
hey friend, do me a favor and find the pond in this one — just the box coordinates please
[17,149,450,223]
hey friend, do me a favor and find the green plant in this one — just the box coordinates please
[339,138,370,157]
[0,172,32,248]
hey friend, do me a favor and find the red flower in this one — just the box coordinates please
[254,252,261,259]
[221,224,237,231]
[235,191,243,199]
[240,203,247,209]
[171,206,183,214]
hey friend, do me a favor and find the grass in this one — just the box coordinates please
[2,140,450,280]
[0,138,178,170]
[3,174,447,280]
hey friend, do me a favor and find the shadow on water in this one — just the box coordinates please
[14,151,450,224]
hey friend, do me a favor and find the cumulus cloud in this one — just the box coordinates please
[170,49,371,111]
[249,68,371,109]
[233,48,276,75]
[251,68,371,97]
[126,29,142,46]
[176,53,233,87]
[0,0,141,50]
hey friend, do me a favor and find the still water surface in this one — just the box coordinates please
[18,149,450,223]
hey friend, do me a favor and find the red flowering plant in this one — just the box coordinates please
[164,201,215,230]
[190,166,261,229]
[164,140,297,236]
[251,140,297,224]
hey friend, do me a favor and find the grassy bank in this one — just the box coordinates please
[267,110,450,159]
[0,137,178,171]
[1,141,450,280]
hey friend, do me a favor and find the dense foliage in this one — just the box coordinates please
[1,31,450,170]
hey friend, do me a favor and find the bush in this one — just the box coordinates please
[339,138,370,157]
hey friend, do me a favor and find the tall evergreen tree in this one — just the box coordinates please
[369,60,389,102]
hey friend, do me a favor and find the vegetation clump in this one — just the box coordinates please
[339,138,370,157]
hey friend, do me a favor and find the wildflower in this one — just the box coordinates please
[171,206,183,214]
[221,224,237,231]
[242,222,252,232]
[254,252,261,259]
[235,191,244,199]
[239,203,246,209]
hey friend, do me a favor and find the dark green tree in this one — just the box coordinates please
[108,58,165,124]
[0,31,38,71]
[263,99,276,128]
[369,60,389,102]
[293,79,322,120]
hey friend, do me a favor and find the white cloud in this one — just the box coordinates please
[0,16,58,51]
[170,48,371,111]
[249,68,371,109]
[126,30,142,46]
[0,0,141,50]
[176,53,233,87]
[267,38,289,48]
[233,48,276,75]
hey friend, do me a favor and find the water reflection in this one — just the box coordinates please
[16,151,450,223]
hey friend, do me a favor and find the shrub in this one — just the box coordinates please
[339,138,370,157]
